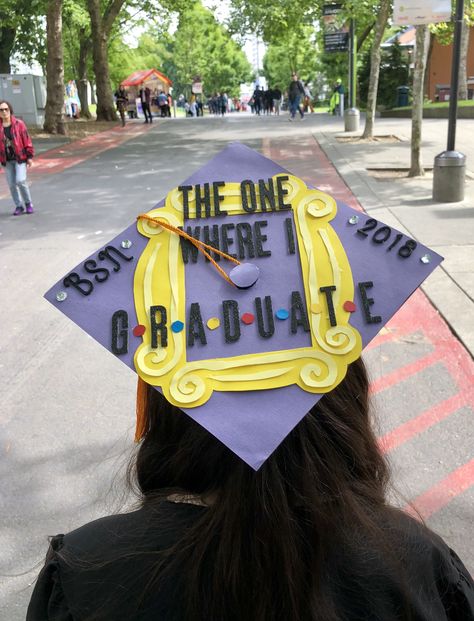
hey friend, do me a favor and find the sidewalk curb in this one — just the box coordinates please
[314,130,474,359]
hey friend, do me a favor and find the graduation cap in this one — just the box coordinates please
[45,143,442,470]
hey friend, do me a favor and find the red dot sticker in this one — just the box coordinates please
[343,301,356,313]
[241,312,255,325]
[133,324,146,337]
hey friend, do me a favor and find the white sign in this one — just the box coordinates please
[393,0,451,25]
[192,82,203,94]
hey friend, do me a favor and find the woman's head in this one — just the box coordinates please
[131,357,397,621]
[0,100,13,122]
[134,356,388,512]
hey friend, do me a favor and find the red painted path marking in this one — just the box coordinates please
[405,459,474,519]
[262,135,474,519]
[0,122,150,198]
[380,391,474,453]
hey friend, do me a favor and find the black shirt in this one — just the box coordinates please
[288,80,305,100]
[27,502,474,620]
[4,125,15,161]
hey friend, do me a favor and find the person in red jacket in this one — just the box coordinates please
[0,100,35,215]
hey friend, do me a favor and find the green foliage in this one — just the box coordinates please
[229,0,380,105]
[262,25,319,91]
[107,30,172,86]
[63,0,91,81]
[0,0,47,70]
[228,0,319,44]
[164,2,252,98]
[430,0,474,44]
[359,39,410,108]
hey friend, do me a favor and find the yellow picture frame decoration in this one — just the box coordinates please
[134,174,362,407]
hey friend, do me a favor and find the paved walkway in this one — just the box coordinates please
[1,114,473,618]
[0,122,149,200]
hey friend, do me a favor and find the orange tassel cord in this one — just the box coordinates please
[135,376,149,442]
[137,213,241,287]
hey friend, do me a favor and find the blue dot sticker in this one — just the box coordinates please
[171,320,184,333]
[275,308,289,320]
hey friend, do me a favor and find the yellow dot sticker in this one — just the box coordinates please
[310,303,322,314]
[207,317,220,330]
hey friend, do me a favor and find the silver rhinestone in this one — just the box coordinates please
[348,215,359,225]
[420,254,431,264]
[121,239,133,249]
[56,291,67,302]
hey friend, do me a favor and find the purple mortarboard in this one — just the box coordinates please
[45,143,442,470]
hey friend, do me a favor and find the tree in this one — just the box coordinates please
[229,0,380,110]
[118,29,172,83]
[458,17,471,99]
[408,25,430,177]
[63,0,93,118]
[262,24,319,91]
[167,3,252,98]
[0,21,15,73]
[361,0,391,138]
[359,39,409,108]
[86,0,127,121]
[44,0,67,134]
[0,0,46,73]
[85,0,188,121]
[228,0,318,44]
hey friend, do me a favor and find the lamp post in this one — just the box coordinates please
[432,0,466,202]
[344,18,360,131]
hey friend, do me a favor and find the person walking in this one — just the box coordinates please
[139,86,153,123]
[157,91,168,117]
[303,82,314,113]
[196,96,203,117]
[0,100,35,215]
[288,73,305,120]
[221,93,228,116]
[252,86,263,116]
[114,86,128,127]
[272,87,282,115]
[329,79,345,116]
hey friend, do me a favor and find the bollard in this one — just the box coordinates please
[432,150,466,202]
[344,108,360,132]
[338,93,345,117]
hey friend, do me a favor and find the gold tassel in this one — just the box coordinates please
[135,377,148,442]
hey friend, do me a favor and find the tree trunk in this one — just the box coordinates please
[78,30,91,119]
[87,0,126,122]
[357,22,375,52]
[361,0,391,139]
[92,34,116,121]
[458,19,470,100]
[44,0,66,135]
[423,31,433,96]
[408,25,430,177]
[0,25,16,73]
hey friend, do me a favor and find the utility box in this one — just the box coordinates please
[436,85,451,102]
[0,74,46,127]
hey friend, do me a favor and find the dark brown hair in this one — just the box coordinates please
[0,100,13,114]
[129,358,412,620]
